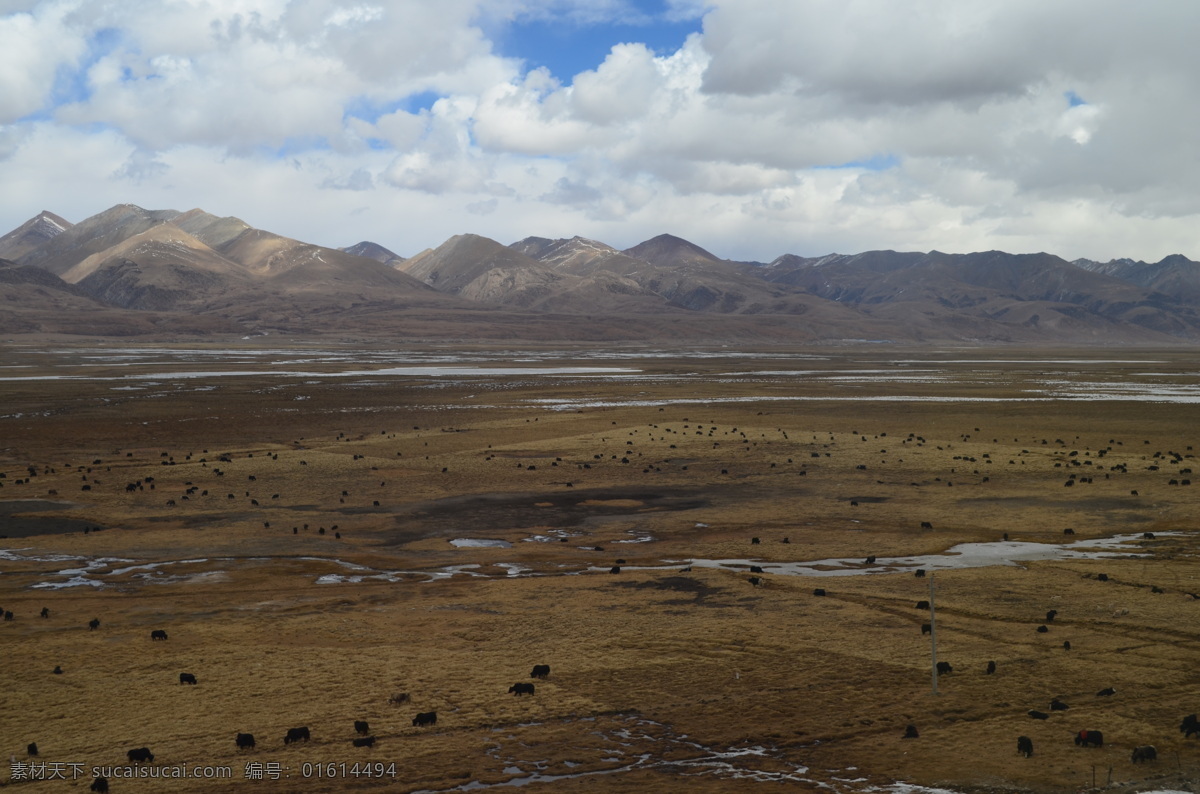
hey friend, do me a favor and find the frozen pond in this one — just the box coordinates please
[6,346,1200,405]
[0,365,641,382]
[683,532,1165,578]
[410,714,962,794]
[451,538,513,548]
[3,531,1167,591]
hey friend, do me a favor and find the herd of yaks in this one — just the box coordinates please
[1009,719,1199,764]
[20,628,552,777]
[742,533,1200,771]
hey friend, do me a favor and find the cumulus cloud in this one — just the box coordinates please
[113,149,169,184]
[466,197,498,215]
[320,167,374,191]
[3,0,1200,263]
[0,2,87,123]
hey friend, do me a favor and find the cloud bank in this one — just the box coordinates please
[1,0,1198,263]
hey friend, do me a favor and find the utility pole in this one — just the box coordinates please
[929,572,939,696]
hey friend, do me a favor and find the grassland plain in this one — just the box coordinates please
[2,344,1199,793]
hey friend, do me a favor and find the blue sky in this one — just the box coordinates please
[492,2,703,83]
[1,1,1198,263]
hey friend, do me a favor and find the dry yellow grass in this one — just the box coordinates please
[2,344,1200,793]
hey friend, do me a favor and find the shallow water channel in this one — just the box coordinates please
[676,532,1163,578]
[408,714,959,794]
[2,531,1163,591]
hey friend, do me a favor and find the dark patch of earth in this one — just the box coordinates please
[0,499,102,538]
[375,487,711,546]
[610,575,735,607]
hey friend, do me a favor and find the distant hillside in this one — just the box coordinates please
[0,211,72,261]
[4,204,1200,344]
[340,241,405,266]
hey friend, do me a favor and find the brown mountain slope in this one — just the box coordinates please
[181,216,433,296]
[261,245,436,295]
[18,204,181,276]
[0,257,235,336]
[60,222,246,284]
[398,234,549,293]
[13,204,439,313]
[1076,254,1200,305]
[510,236,650,278]
[623,233,724,269]
[170,208,255,251]
[0,211,73,261]
[340,241,405,266]
[518,234,852,317]
[43,221,255,311]
[759,249,1200,339]
[8,203,1200,343]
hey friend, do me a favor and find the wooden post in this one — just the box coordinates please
[929,572,938,695]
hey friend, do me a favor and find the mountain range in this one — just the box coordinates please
[3,203,1200,344]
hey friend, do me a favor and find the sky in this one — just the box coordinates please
[2,0,1199,263]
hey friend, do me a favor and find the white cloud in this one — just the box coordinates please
[4,0,1200,264]
[0,2,87,124]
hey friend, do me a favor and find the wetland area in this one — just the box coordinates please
[2,343,1200,793]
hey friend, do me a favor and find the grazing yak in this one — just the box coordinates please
[284,726,310,744]
[936,661,952,675]
[812,587,825,596]
[1096,687,1116,697]
[1180,714,1200,738]
[1050,699,1069,711]
[749,565,764,574]
[150,629,168,641]
[354,720,370,735]
[1074,730,1103,747]
[902,725,919,739]
[88,618,100,631]
[1045,609,1057,622]
[27,742,38,756]
[179,673,197,685]
[1028,710,1049,720]
[509,682,535,696]
[352,736,376,748]
[1131,745,1157,763]
[1017,736,1033,757]
[986,661,996,675]
[236,733,256,750]
[127,747,154,763]
[530,664,551,679]
[413,711,437,727]
[915,600,930,610]
[91,777,109,793]
[921,623,932,635]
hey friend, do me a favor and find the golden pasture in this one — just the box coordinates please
[1,345,1199,793]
